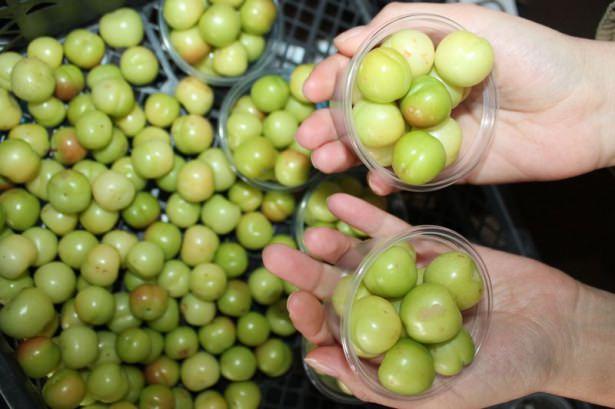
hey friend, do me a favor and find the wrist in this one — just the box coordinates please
[545,282,615,405]
[576,37,615,169]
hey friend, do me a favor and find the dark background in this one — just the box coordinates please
[510,0,615,293]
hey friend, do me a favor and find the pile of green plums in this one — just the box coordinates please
[297,173,391,247]
[0,10,297,408]
[352,29,494,185]
[224,65,316,188]
[163,0,277,77]
[332,246,484,396]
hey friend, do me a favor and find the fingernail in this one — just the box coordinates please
[334,26,365,44]
[305,358,336,377]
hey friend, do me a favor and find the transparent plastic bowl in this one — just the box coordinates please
[323,225,492,401]
[292,171,408,253]
[218,67,320,192]
[157,0,283,87]
[301,337,361,405]
[330,14,498,192]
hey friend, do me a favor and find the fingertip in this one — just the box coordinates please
[262,244,291,273]
[311,141,357,173]
[367,171,395,196]
[333,25,368,56]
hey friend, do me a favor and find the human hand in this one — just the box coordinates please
[297,3,615,195]
[263,193,615,408]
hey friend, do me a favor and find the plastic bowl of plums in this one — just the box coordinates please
[330,13,498,191]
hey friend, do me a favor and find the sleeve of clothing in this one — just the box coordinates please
[596,1,615,40]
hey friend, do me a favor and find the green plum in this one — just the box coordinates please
[214,242,249,278]
[112,157,147,191]
[0,189,40,231]
[199,148,237,191]
[213,42,248,77]
[0,51,22,91]
[240,33,266,62]
[199,4,241,48]
[240,0,277,35]
[274,148,311,187]
[173,387,193,409]
[127,241,165,279]
[148,297,180,333]
[0,139,41,184]
[81,243,121,287]
[265,299,295,337]
[263,110,298,149]
[177,160,215,203]
[382,29,435,76]
[428,327,475,376]
[190,263,227,302]
[166,193,200,228]
[217,280,252,317]
[201,194,241,234]
[100,7,144,47]
[180,352,220,392]
[400,75,451,128]
[79,202,119,235]
[34,261,76,303]
[92,78,136,118]
[0,287,54,338]
[156,154,185,193]
[250,75,289,113]
[0,88,22,131]
[121,192,161,229]
[75,286,116,325]
[144,222,182,260]
[237,311,269,347]
[0,275,33,305]
[180,225,219,266]
[180,293,216,326]
[172,115,214,155]
[117,327,152,364]
[232,95,264,119]
[130,284,169,321]
[164,326,199,360]
[145,356,180,387]
[198,316,236,355]
[88,362,129,403]
[145,93,180,128]
[163,0,204,30]
[175,76,214,115]
[392,131,446,185]
[28,97,67,127]
[102,230,138,268]
[352,100,405,148]
[93,128,130,165]
[95,331,121,365]
[124,366,145,403]
[434,31,494,87]
[306,181,341,223]
[58,230,98,269]
[64,29,105,69]
[40,204,78,236]
[158,260,191,298]
[17,336,61,378]
[43,369,87,409]
[233,136,277,179]
[8,123,49,157]
[400,282,462,343]
[421,117,463,167]
[115,104,146,137]
[139,384,175,409]
[226,112,262,151]
[76,110,113,150]
[357,47,411,103]
[10,57,55,103]
[350,295,401,355]
[228,181,263,211]
[289,64,313,103]
[121,46,159,86]
[54,64,84,101]
[236,212,273,250]
[428,68,467,108]
[59,325,99,369]
[248,267,283,305]
[51,127,87,166]
[363,244,417,298]
[255,338,292,377]
[47,170,92,214]
[195,390,226,409]
[224,381,261,409]
[424,251,483,310]
[170,27,211,65]
[220,345,257,381]
[378,338,435,395]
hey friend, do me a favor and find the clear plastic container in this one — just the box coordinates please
[323,225,492,401]
[292,171,408,252]
[330,14,498,192]
[157,0,283,87]
[218,67,319,192]
[301,337,361,405]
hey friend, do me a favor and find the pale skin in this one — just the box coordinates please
[263,3,615,408]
